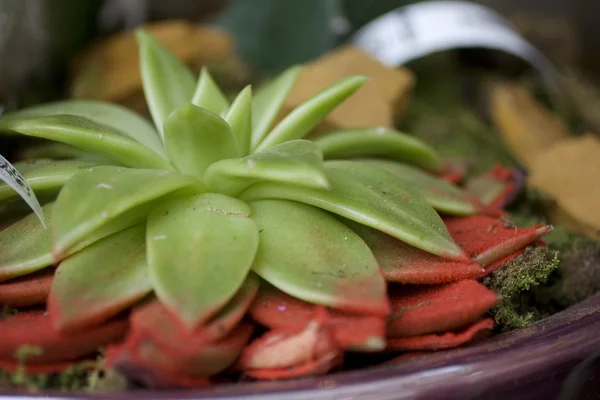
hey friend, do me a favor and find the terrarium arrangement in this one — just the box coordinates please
[0,29,584,391]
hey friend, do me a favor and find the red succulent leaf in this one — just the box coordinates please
[387,280,498,337]
[357,227,484,285]
[105,298,254,379]
[466,164,525,209]
[438,162,468,184]
[445,215,552,266]
[249,283,386,351]
[0,269,54,308]
[386,318,495,351]
[243,352,344,380]
[0,311,127,363]
[238,307,343,379]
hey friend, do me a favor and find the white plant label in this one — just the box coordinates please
[0,154,46,227]
[352,1,559,91]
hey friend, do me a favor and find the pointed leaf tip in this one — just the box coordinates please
[254,75,368,152]
[251,65,303,149]
[225,85,253,155]
[164,104,238,179]
[192,67,230,116]
[136,28,195,139]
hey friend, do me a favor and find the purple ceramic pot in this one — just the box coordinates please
[2,293,600,400]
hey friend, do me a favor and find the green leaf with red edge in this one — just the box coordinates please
[204,140,329,196]
[251,65,303,150]
[191,67,230,116]
[254,76,367,152]
[242,160,466,260]
[163,104,238,179]
[249,199,389,316]
[224,85,253,155]
[48,224,152,332]
[313,128,443,173]
[147,193,258,331]
[136,29,195,140]
[0,159,109,202]
[52,166,203,255]
[345,219,484,284]
[0,115,173,170]
[360,159,478,216]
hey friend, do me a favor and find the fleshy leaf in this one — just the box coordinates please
[242,161,465,260]
[250,199,389,316]
[18,143,109,162]
[0,115,173,170]
[52,166,203,255]
[347,220,484,284]
[254,75,367,152]
[361,159,478,216]
[136,29,195,140]
[147,193,258,330]
[204,140,329,196]
[251,65,302,150]
[0,201,159,282]
[312,127,443,173]
[163,104,238,179]
[224,85,252,155]
[0,154,45,226]
[48,224,152,332]
[0,160,108,202]
[0,203,54,281]
[0,100,166,158]
[191,67,230,116]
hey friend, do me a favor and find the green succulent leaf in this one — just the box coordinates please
[313,127,443,173]
[192,67,230,116]
[18,143,110,162]
[147,193,259,331]
[254,75,367,152]
[204,140,329,196]
[163,104,239,179]
[49,224,152,332]
[0,154,45,226]
[0,115,173,170]
[361,159,478,216]
[52,166,203,255]
[0,100,166,158]
[0,160,108,202]
[224,85,252,155]
[0,203,54,282]
[0,201,159,282]
[242,160,466,260]
[251,65,302,149]
[250,199,388,315]
[136,29,196,140]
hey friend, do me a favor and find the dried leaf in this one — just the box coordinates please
[489,82,569,168]
[0,311,127,363]
[528,134,600,239]
[282,45,414,131]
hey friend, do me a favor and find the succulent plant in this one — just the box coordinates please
[0,30,552,386]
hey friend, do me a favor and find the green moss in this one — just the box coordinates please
[484,246,560,332]
[0,353,130,393]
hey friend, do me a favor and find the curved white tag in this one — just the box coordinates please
[352,1,559,91]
